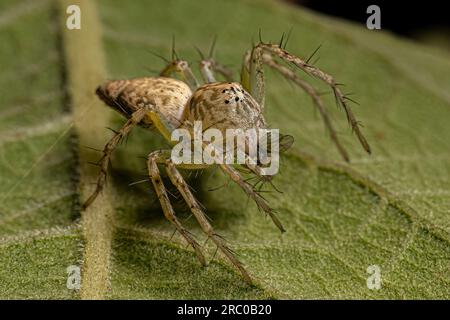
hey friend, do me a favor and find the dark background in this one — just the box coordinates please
[288,0,450,50]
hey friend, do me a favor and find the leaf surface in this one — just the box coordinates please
[1,0,449,299]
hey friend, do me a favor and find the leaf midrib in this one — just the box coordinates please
[58,0,114,300]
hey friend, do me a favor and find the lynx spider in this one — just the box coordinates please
[83,36,371,283]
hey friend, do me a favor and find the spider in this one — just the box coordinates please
[82,36,371,283]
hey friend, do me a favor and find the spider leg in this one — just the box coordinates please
[157,40,200,90]
[219,163,285,233]
[160,60,199,90]
[249,45,266,110]
[184,122,284,233]
[161,158,253,283]
[212,62,234,82]
[240,50,252,94]
[198,59,235,83]
[195,37,234,83]
[247,42,371,156]
[147,150,207,266]
[197,58,216,83]
[262,53,350,162]
[198,58,234,83]
[82,107,149,210]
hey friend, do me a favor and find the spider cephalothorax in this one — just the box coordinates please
[83,39,371,283]
[185,82,266,133]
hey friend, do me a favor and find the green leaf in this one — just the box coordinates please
[1,0,449,299]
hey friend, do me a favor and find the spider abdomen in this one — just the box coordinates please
[96,77,192,129]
